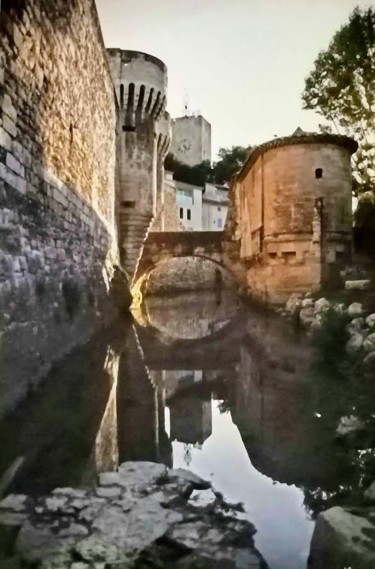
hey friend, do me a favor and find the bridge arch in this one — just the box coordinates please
[131,231,238,305]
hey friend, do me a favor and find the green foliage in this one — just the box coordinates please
[355,191,375,231]
[302,7,375,197]
[301,306,375,518]
[164,154,212,186]
[312,307,352,375]
[165,145,251,187]
[213,145,252,185]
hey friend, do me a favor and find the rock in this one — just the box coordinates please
[366,314,375,328]
[364,482,375,503]
[188,489,217,508]
[346,332,364,354]
[333,303,345,314]
[74,537,123,565]
[168,468,211,490]
[346,317,365,335]
[308,506,375,569]
[117,461,168,488]
[16,522,76,565]
[0,461,266,568]
[314,298,330,314]
[363,352,375,377]
[301,297,314,309]
[345,279,371,290]
[347,302,363,317]
[336,415,363,436]
[0,494,27,512]
[52,488,88,499]
[285,293,303,314]
[0,511,27,526]
[363,333,375,354]
[299,306,315,329]
[311,314,323,332]
[96,486,122,499]
[45,496,68,512]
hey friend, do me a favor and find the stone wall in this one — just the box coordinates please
[151,171,185,232]
[0,0,120,416]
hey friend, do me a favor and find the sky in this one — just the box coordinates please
[96,0,372,159]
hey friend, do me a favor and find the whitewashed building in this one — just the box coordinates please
[202,183,229,231]
[175,181,203,231]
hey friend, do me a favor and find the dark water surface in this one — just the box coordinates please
[0,289,360,569]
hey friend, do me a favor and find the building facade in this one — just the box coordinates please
[175,181,203,231]
[171,115,212,167]
[230,130,358,303]
[202,183,229,231]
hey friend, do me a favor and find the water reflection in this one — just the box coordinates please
[0,289,365,569]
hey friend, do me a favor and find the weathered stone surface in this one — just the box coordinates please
[366,314,375,328]
[346,317,365,335]
[285,293,303,314]
[118,461,168,487]
[363,352,375,377]
[0,462,264,568]
[345,279,371,290]
[346,332,364,354]
[364,482,375,503]
[348,302,364,317]
[0,494,27,512]
[314,298,330,314]
[308,506,375,569]
[0,0,122,417]
[299,306,315,329]
[168,468,211,490]
[363,332,375,353]
[301,297,314,309]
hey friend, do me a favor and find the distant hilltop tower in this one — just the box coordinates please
[171,115,212,167]
[107,49,171,281]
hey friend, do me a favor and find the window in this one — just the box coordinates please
[187,209,191,220]
[218,206,221,212]
[217,218,222,229]
[121,200,135,208]
[179,208,183,219]
[315,168,323,179]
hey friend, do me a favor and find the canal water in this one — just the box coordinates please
[0,288,363,569]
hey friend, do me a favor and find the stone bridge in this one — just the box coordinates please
[133,231,246,296]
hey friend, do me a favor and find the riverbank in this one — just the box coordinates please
[0,461,267,568]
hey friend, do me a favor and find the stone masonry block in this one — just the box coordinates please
[2,94,17,122]
[6,153,25,177]
[2,115,17,138]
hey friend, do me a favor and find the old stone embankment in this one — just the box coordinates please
[0,0,123,417]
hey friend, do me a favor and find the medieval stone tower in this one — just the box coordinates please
[231,130,358,303]
[107,49,171,281]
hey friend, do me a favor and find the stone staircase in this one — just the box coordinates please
[118,210,154,285]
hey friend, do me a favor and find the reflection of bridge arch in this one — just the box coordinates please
[132,231,246,303]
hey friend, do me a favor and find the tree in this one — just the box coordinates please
[302,7,375,197]
[164,154,212,186]
[165,145,251,187]
[213,146,252,185]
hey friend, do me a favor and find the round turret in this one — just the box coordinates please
[107,49,167,129]
[156,111,172,158]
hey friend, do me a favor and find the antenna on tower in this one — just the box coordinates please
[183,91,190,116]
